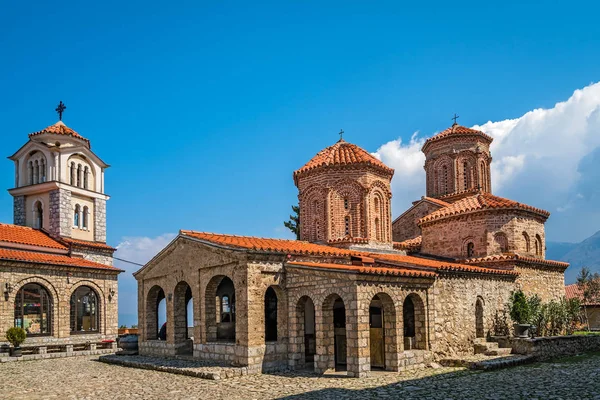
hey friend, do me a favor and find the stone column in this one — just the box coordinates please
[346,291,370,378]
[49,189,72,237]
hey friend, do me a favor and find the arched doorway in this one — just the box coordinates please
[323,294,346,371]
[296,296,316,367]
[205,276,235,342]
[475,298,484,338]
[70,286,99,334]
[146,286,166,340]
[14,283,53,336]
[403,293,426,350]
[369,295,385,369]
[174,281,193,354]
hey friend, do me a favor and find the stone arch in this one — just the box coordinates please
[205,275,236,342]
[535,234,543,257]
[331,180,366,239]
[67,154,95,191]
[368,292,398,371]
[68,280,106,334]
[403,293,426,350]
[458,152,477,191]
[25,150,48,185]
[432,155,454,196]
[321,293,347,371]
[369,188,388,242]
[145,285,166,340]
[292,295,316,367]
[299,185,327,242]
[494,232,509,253]
[12,277,58,337]
[32,197,44,229]
[173,281,193,349]
[475,296,485,338]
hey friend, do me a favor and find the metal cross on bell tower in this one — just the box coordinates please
[339,129,344,140]
[55,101,66,121]
[451,113,460,125]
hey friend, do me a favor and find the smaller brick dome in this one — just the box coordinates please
[421,124,493,152]
[293,139,394,184]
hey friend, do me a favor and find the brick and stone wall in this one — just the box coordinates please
[420,210,546,259]
[430,273,515,358]
[392,200,443,243]
[13,196,25,226]
[0,262,119,345]
[71,246,114,267]
[296,166,393,248]
[509,335,600,360]
[48,189,72,238]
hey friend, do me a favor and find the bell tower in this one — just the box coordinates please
[8,105,112,263]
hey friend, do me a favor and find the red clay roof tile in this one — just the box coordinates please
[422,124,493,151]
[29,121,90,146]
[462,253,569,269]
[393,236,422,252]
[565,283,600,305]
[419,192,550,224]
[287,261,437,278]
[293,139,394,182]
[61,237,116,251]
[0,224,67,250]
[0,248,121,271]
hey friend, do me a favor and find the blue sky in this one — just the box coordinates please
[2,1,600,325]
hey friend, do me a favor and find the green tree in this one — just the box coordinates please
[576,267,600,331]
[284,205,300,240]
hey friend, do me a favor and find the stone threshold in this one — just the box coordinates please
[440,354,535,370]
[99,354,251,380]
[0,348,116,363]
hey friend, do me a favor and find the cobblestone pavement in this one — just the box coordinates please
[1,353,600,399]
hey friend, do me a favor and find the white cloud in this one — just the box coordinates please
[375,82,600,241]
[115,233,176,326]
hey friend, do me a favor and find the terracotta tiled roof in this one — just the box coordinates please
[181,231,355,257]
[461,253,569,269]
[287,261,437,278]
[371,253,519,276]
[422,124,493,150]
[293,139,394,182]
[0,248,121,271]
[419,192,550,225]
[0,224,67,251]
[422,197,451,207]
[565,283,600,305]
[29,121,90,146]
[61,237,116,251]
[393,236,422,252]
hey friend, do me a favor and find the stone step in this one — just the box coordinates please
[484,347,513,356]
[474,342,499,354]
[440,354,534,370]
[473,338,488,345]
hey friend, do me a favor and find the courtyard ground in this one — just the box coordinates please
[1,353,599,399]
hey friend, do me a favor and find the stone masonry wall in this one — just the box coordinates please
[13,196,25,226]
[431,273,515,358]
[510,335,600,360]
[49,189,72,238]
[392,200,443,243]
[420,211,546,259]
[514,264,565,302]
[0,262,119,345]
[71,247,114,267]
[94,198,107,242]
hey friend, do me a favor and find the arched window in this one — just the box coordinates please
[523,232,530,253]
[40,159,46,183]
[34,160,39,184]
[70,162,76,185]
[77,164,82,187]
[442,165,448,194]
[264,287,278,342]
[375,217,381,241]
[74,205,80,227]
[84,166,89,189]
[28,161,33,185]
[70,286,99,333]
[467,242,475,258]
[494,232,509,253]
[535,234,543,256]
[374,197,380,214]
[34,201,43,229]
[14,283,52,336]
[82,206,89,229]
[344,216,350,236]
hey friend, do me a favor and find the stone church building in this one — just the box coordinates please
[135,123,567,377]
[0,117,121,352]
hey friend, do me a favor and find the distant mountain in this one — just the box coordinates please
[547,230,600,284]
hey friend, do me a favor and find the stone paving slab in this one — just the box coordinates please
[0,348,115,363]
[1,353,600,399]
[99,354,249,380]
[440,353,535,370]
